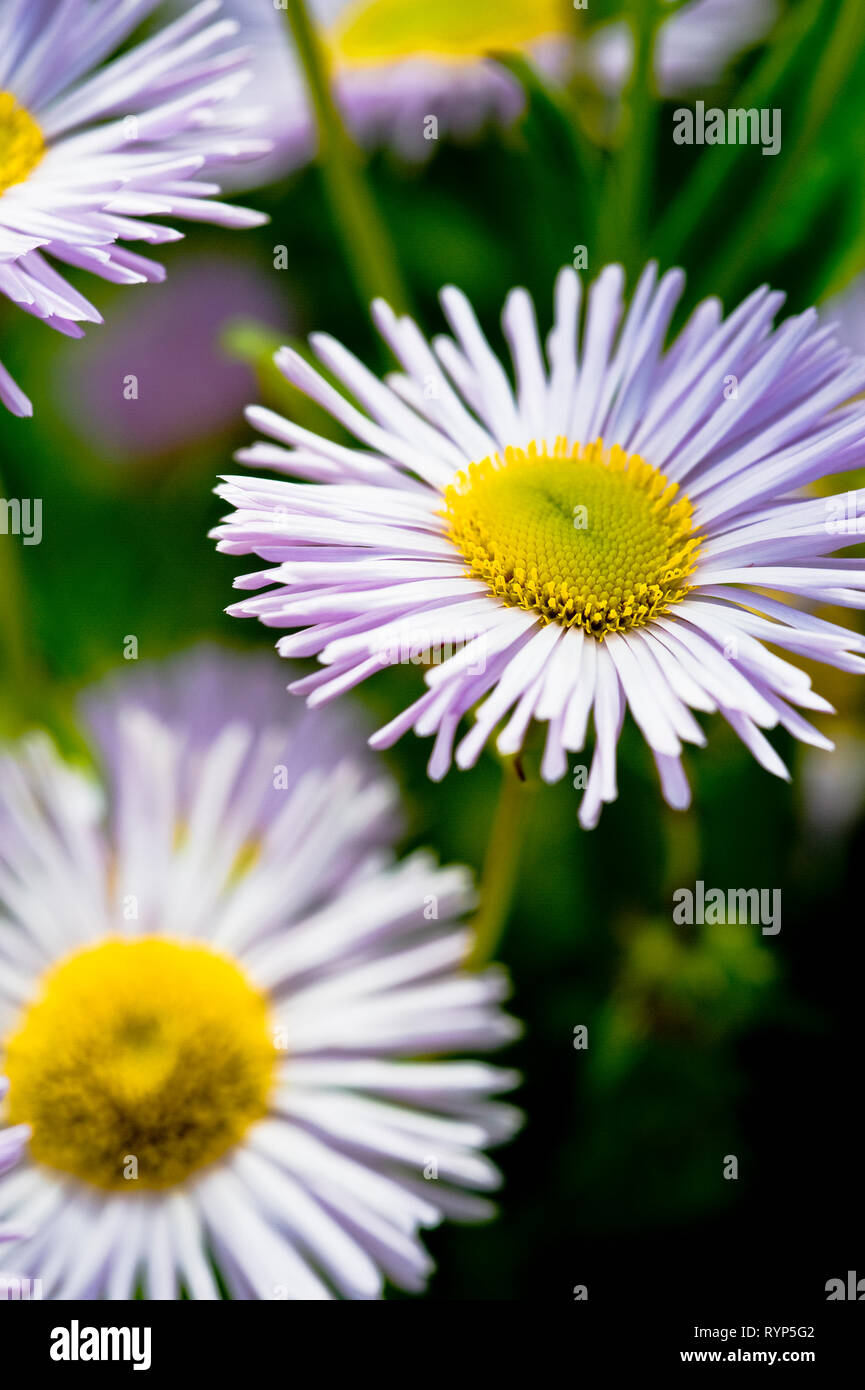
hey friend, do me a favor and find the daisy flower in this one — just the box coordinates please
[0,0,268,418]
[0,647,520,1300]
[213,263,865,828]
[213,0,777,183]
[215,0,576,174]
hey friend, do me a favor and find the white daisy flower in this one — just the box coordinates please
[212,263,865,828]
[0,0,268,417]
[0,647,520,1300]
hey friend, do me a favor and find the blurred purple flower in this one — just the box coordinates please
[57,253,290,461]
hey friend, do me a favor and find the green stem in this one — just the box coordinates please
[467,759,532,969]
[0,464,40,714]
[496,52,600,242]
[602,0,662,271]
[283,0,410,314]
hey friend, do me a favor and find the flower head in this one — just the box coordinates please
[217,0,575,174]
[214,0,778,182]
[0,0,268,417]
[0,647,520,1299]
[213,264,865,828]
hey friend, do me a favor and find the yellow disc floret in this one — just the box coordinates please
[330,0,570,68]
[0,92,45,195]
[4,938,276,1191]
[443,438,701,640]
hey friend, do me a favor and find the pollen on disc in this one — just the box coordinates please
[443,438,701,639]
[4,937,277,1191]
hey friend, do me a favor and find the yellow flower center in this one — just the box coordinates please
[4,938,276,1192]
[443,439,701,640]
[329,0,570,69]
[0,92,45,195]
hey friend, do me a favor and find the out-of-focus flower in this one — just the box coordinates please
[0,647,521,1300]
[218,0,576,176]
[56,253,291,462]
[214,263,865,827]
[820,273,865,357]
[799,723,865,842]
[213,0,779,184]
[587,0,779,99]
[0,0,268,417]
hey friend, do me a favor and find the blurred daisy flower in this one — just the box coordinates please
[0,0,268,417]
[214,0,778,182]
[0,648,520,1300]
[217,0,577,173]
[56,251,291,462]
[213,264,865,828]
